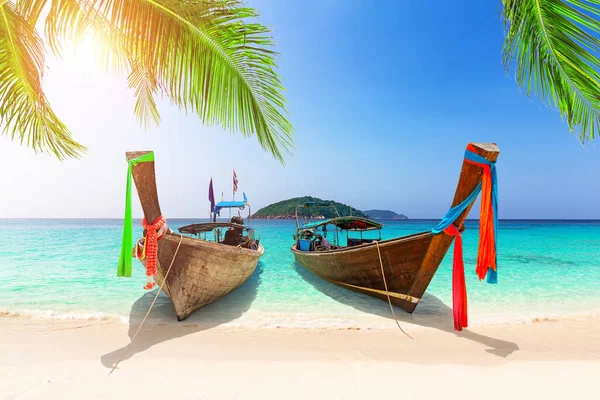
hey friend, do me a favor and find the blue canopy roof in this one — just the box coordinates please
[215,201,246,209]
[214,193,248,216]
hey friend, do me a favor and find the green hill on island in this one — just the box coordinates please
[363,209,408,219]
[253,196,366,219]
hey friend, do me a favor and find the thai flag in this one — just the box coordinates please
[233,169,238,193]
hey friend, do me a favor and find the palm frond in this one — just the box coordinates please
[41,0,294,162]
[128,55,162,128]
[502,0,600,142]
[0,1,85,159]
[15,0,46,23]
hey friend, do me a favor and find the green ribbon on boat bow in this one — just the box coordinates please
[117,152,155,277]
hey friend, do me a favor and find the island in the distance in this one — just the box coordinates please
[362,209,408,220]
[252,197,408,220]
[252,196,366,219]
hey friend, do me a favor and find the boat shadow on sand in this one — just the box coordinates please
[100,261,264,369]
[294,263,519,359]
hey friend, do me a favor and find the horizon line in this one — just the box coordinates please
[1,217,600,222]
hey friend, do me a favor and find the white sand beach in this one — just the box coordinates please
[1,314,598,399]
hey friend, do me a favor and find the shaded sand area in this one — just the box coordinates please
[1,311,598,399]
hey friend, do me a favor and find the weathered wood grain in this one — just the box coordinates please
[292,143,500,313]
[127,151,263,321]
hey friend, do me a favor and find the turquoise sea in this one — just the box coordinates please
[1,219,599,329]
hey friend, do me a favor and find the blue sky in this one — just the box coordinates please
[0,0,599,219]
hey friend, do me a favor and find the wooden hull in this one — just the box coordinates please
[126,150,264,321]
[292,142,500,314]
[140,234,263,321]
[292,233,433,312]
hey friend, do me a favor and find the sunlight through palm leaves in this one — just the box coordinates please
[0,0,85,159]
[0,0,294,162]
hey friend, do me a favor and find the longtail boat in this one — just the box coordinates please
[117,151,264,321]
[291,143,500,330]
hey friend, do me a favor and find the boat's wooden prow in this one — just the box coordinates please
[126,151,162,225]
[126,151,153,160]
[470,142,499,152]
[126,150,263,321]
[404,142,499,312]
[292,142,500,316]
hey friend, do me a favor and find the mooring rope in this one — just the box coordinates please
[109,233,184,375]
[374,241,413,340]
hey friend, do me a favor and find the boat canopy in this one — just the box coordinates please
[215,201,246,210]
[303,217,383,231]
[214,193,248,215]
[178,222,254,235]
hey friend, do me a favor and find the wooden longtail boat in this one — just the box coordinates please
[291,143,499,314]
[126,151,264,321]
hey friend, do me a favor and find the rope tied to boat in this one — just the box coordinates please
[141,216,167,290]
[432,143,499,331]
[374,241,413,340]
[110,233,184,376]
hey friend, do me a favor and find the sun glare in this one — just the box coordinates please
[66,32,117,74]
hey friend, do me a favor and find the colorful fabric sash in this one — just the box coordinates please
[117,152,155,277]
[444,224,468,331]
[432,145,498,330]
[141,215,166,289]
[464,144,498,283]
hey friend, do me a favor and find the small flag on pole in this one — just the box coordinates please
[233,169,238,193]
[208,178,215,214]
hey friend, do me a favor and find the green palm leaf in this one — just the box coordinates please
[0,0,85,159]
[502,0,600,142]
[41,0,294,162]
[2,0,293,162]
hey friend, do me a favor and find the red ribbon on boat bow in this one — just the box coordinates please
[465,143,497,281]
[444,224,468,331]
[141,216,167,290]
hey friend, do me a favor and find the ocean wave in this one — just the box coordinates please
[2,306,598,330]
[0,308,128,323]
[465,308,600,327]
